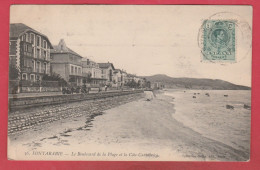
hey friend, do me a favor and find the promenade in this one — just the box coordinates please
[8,89,130,99]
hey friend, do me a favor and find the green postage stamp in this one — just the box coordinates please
[202,20,236,61]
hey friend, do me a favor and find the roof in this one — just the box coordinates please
[51,39,82,58]
[51,46,83,58]
[114,69,122,73]
[98,63,115,70]
[10,23,53,48]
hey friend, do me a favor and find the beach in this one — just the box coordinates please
[8,90,251,161]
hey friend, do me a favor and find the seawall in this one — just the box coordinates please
[8,90,144,135]
[9,90,143,111]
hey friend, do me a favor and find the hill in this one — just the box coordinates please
[142,74,251,90]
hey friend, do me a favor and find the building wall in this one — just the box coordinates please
[51,52,83,85]
[101,66,113,83]
[51,53,69,63]
[9,29,52,81]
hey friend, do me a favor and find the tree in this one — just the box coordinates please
[86,72,92,83]
[42,73,67,86]
[9,65,19,80]
[146,81,151,88]
[126,80,139,88]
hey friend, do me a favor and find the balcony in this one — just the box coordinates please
[21,67,32,73]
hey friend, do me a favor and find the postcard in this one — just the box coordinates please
[8,5,252,161]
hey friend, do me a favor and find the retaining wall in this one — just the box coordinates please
[8,91,144,135]
[9,90,143,111]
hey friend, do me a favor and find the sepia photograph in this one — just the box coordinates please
[8,5,252,161]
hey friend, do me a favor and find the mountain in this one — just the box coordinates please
[142,74,251,90]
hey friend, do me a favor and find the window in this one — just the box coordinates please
[30,74,35,81]
[36,75,40,81]
[78,68,81,74]
[43,41,47,48]
[30,33,35,44]
[21,34,26,41]
[32,47,35,57]
[32,60,35,71]
[25,33,29,42]
[36,36,40,46]
[71,66,74,74]
[24,44,27,52]
[43,51,47,59]
[36,62,40,73]
[37,49,40,58]
[43,63,47,74]
[22,73,27,80]
[75,67,77,74]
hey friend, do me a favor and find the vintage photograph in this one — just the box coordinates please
[8,5,252,161]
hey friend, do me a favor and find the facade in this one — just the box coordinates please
[82,58,105,87]
[121,70,128,85]
[113,69,123,88]
[50,39,83,86]
[98,62,115,86]
[9,23,53,81]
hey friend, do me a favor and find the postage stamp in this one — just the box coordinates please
[202,20,236,61]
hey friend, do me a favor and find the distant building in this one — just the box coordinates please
[9,23,53,81]
[113,69,123,88]
[152,82,164,89]
[50,39,83,86]
[121,70,128,85]
[98,62,115,86]
[139,77,146,88]
[82,58,106,87]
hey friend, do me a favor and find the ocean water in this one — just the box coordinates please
[164,89,251,155]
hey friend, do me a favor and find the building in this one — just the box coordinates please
[50,39,83,86]
[9,23,53,81]
[152,82,164,89]
[98,62,115,86]
[121,70,128,86]
[82,58,106,87]
[113,69,123,88]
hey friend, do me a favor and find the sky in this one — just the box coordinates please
[10,5,252,86]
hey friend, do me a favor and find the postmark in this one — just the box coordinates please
[202,20,236,61]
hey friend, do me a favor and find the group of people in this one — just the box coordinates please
[62,85,107,94]
[62,86,85,94]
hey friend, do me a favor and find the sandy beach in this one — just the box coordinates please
[8,90,250,161]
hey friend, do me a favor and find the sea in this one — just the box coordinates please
[164,89,251,156]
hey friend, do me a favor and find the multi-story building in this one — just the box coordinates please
[50,39,83,86]
[121,70,128,86]
[82,58,106,87]
[9,23,53,81]
[98,62,115,86]
[113,69,123,88]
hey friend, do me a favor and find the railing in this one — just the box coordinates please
[21,67,32,72]
[19,80,59,87]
